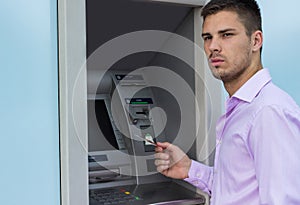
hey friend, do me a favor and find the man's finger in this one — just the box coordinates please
[154,152,169,160]
[157,165,169,172]
[154,159,170,166]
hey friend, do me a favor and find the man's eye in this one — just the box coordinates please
[223,33,233,37]
[203,36,212,41]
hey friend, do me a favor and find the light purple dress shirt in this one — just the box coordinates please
[185,69,300,205]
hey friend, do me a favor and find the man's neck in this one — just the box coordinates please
[224,64,263,97]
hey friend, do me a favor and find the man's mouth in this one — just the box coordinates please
[210,58,224,67]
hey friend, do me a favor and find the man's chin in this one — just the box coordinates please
[210,66,222,80]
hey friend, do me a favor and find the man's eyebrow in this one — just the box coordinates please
[202,28,237,37]
[218,28,236,34]
[201,32,211,37]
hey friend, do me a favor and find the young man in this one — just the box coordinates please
[155,0,300,204]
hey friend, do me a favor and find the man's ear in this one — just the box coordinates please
[252,30,263,52]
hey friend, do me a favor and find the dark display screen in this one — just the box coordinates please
[115,74,144,81]
[88,99,119,151]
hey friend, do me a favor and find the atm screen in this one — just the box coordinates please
[126,98,153,105]
[88,99,120,151]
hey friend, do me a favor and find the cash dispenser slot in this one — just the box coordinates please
[129,106,151,125]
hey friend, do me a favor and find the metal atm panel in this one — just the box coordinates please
[87,71,206,205]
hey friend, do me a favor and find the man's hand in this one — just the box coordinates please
[154,142,192,179]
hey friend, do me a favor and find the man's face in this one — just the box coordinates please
[202,11,253,83]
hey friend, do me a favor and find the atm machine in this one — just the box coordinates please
[87,71,206,204]
[58,0,223,205]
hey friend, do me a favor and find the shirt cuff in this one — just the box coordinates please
[184,160,213,195]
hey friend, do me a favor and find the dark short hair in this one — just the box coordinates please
[201,0,262,37]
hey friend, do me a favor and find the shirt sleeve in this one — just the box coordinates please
[184,159,214,195]
[248,105,300,205]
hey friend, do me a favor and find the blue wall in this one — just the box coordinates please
[0,1,60,205]
[259,0,300,105]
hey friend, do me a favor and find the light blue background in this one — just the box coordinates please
[259,0,300,105]
[0,0,60,205]
[0,1,299,205]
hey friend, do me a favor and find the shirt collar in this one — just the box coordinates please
[232,68,272,103]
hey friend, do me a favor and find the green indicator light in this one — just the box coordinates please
[131,102,148,104]
[135,196,140,200]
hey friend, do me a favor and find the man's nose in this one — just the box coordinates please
[208,37,221,53]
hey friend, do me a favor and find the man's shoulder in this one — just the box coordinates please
[240,82,300,128]
[253,82,299,111]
